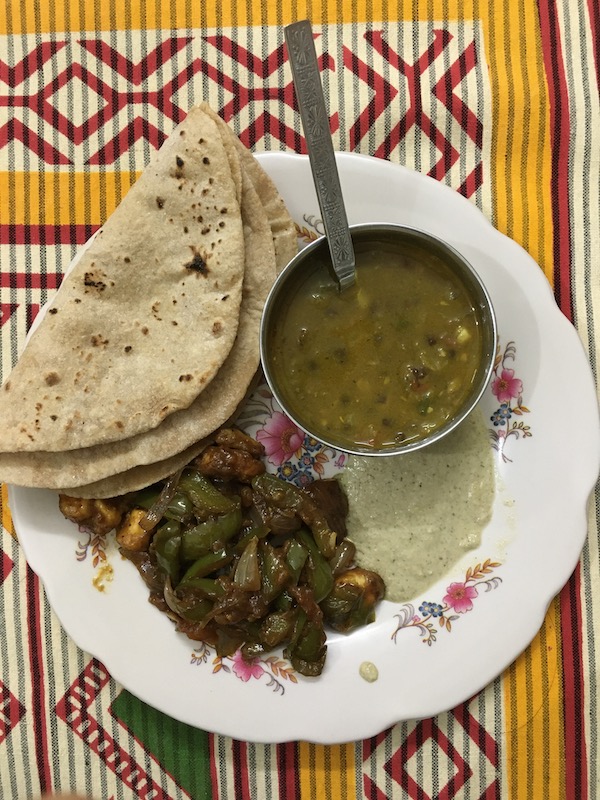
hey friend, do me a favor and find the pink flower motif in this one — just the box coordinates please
[491,368,523,404]
[256,411,305,466]
[231,650,264,682]
[443,582,478,614]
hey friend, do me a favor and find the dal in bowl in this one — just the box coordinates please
[260,224,497,456]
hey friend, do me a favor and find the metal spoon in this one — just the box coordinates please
[284,20,356,290]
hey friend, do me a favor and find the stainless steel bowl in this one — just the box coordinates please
[260,223,497,456]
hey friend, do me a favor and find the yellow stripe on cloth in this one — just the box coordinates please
[504,598,565,799]
[481,0,554,284]
[0,172,135,225]
[298,741,357,799]
[402,1,553,278]
[1,0,438,34]
[0,0,195,35]
[1,484,15,538]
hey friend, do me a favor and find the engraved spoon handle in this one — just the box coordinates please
[285,20,356,290]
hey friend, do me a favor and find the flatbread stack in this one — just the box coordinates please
[0,104,297,498]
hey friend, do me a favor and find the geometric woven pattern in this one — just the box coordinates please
[363,703,499,800]
[0,682,25,746]
[55,660,169,799]
[0,548,13,583]
[0,24,489,194]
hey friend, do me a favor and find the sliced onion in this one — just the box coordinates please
[233,536,261,591]
[163,576,184,618]
[139,469,183,531]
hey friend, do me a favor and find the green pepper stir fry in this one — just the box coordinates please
[59,429,385,677]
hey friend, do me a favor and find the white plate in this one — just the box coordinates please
[9,153,600,744]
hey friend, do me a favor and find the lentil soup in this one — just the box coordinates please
[265,229,492,452]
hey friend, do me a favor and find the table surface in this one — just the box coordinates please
[1,1,599,798]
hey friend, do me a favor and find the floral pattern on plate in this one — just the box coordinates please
[295,214,323,243]
[489,341,532,461]
[191,643,298,694]
[76,528,114,592]
[391,560,502,646]
[238,386,346,484]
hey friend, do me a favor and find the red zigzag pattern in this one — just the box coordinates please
[0,31,484,179]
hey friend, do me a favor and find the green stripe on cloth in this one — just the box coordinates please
[111,689,212,798]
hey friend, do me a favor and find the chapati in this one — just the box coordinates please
[198,103,298,272]
[0,107,245,452]
[0,107,288,492]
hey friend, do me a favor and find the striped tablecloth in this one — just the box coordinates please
[1,1,599,798]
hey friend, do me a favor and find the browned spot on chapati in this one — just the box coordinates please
[184,248,209,276]
[84,272,107,291]
[173,156,185,180]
